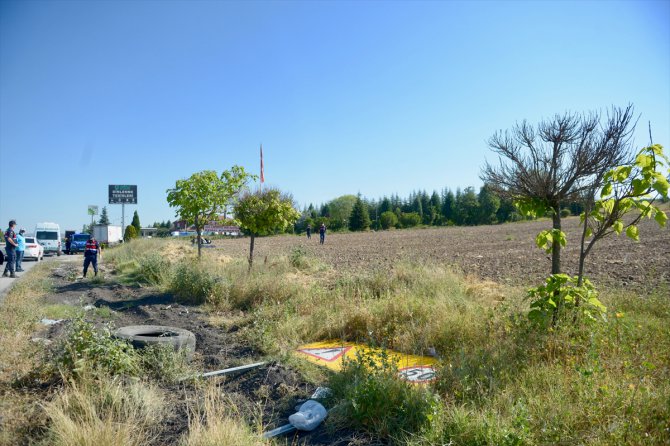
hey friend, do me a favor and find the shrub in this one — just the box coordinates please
[56,316,140,377]
[328,349,441,441]
[171,263,229,305]
[399,212,421,228]
[124,225,138,241]
[380,211,398,230]
[560,208,571,218]
[135,253,172,286]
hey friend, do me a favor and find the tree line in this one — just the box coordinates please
[295,187,586,233]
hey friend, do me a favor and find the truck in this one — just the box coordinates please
[69,233,91,254]
[35,222,62,256]
[93,224,123,247]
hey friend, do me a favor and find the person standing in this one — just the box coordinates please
[3,220,18,278]
[83,236,101,278]
[319,223,326,245]
[65,235,71,255]
[306,224,312,239]
[15,229,26,272]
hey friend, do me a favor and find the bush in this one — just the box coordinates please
[135,253,172,286]
[399,212,421,228]
[124,225,138,241]
[560,208,571,218]
[329,349,441,441]
[170,263,229,305]
[56,316,140,377]
[380,211,398,230]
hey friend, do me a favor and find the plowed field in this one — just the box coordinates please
[213,216,670,289]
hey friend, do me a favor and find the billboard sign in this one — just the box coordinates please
[109,185,137,204]
[87,205,99,216]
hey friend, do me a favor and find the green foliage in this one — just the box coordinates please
[535,229,567,254]
[560,208,571,218]
[325,194,358,230]
[527,274,606,327]
[329,349,441,441]
[171,263,229,305]
[166,167,254,257]
[140,344,191,384]
[98,206,110,225]
[131,210,141,235]
[379,211,398,230]
[234,188,300,236]
[124,225,138,241]
[349,195,371,231]
[57,316,140,377]
[399,212,421,228]
[587,144,669,243]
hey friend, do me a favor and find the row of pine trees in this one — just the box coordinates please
[296,185,585,233]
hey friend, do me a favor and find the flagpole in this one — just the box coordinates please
[260,143,264,193]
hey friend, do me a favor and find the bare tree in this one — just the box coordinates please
[481,105,636,274]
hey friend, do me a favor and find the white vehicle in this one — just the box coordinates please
[23,236,44,261]
[35,222,61,256]
[93,224,123,246]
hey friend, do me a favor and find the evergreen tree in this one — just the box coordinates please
[131,211,141,235]
[99,206,110,225]
[379,197,391,214]
[442,189,455,222]
[349,195,371,231]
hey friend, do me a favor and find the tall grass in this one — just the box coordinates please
[43,373,165,446]
[178,385,267,446]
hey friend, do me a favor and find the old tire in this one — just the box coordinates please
[114,325,196,357]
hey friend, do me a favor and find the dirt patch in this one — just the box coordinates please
[211,217,670,290]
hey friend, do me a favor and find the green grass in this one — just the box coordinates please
[76,238,670,444]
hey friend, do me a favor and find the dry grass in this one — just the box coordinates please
[43,373,165,446]
[178,384,267,446]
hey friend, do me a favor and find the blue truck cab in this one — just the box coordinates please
[70,233,91,254]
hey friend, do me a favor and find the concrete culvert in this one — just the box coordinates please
[114,325,196,358]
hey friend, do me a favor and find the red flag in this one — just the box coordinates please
[260,144,265,184]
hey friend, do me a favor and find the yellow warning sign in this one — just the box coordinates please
[295,341,437,383]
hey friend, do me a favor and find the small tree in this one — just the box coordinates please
[234,188,300,270]
[124,225,137,241]
[131,211,141,235]
[380,211,398,230]
[99,207,110,225]
[481,105,635,274]
[166,167,254,258]
[349,196,371,231]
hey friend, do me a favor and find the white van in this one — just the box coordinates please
[35,222,62,256]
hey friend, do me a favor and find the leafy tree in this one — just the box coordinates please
[478,184,500,224]
[131,210,141,235]
[167,166,254,258]
[379,211,398,230]
[124,225,137,241]
[399,212,421,228]
[349,196,371,231]
[455,187,479,225]
[327,195,357,230]
[99,207,110,225]
[577,144,669,285]
[481,105,635,274]
[234,188,300,270]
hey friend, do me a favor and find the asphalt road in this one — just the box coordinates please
[0,253,75,303]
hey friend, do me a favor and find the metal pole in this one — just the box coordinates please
[122,203,125,236]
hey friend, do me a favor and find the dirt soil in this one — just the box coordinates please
[27,218,669,445]
[37,260,368,446]
[213,217,670,290]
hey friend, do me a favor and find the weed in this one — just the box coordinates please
[140,344,192,384]
[329,349,441,442]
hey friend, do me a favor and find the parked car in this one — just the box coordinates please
[23,236,44,261]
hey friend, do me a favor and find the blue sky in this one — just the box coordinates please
[1,0,669,233]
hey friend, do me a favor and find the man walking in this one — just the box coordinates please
[306,224,312,239]
[3,220,19,278]
[15,229,26,272]
[83,236,101,278]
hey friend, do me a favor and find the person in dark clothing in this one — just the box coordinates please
[65,236,71,255]
[319,223,326,245]
[306,224,312,239]
[83,236,101,277]
[3,220,18,278]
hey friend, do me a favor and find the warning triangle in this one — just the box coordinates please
[298,346,351,362]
